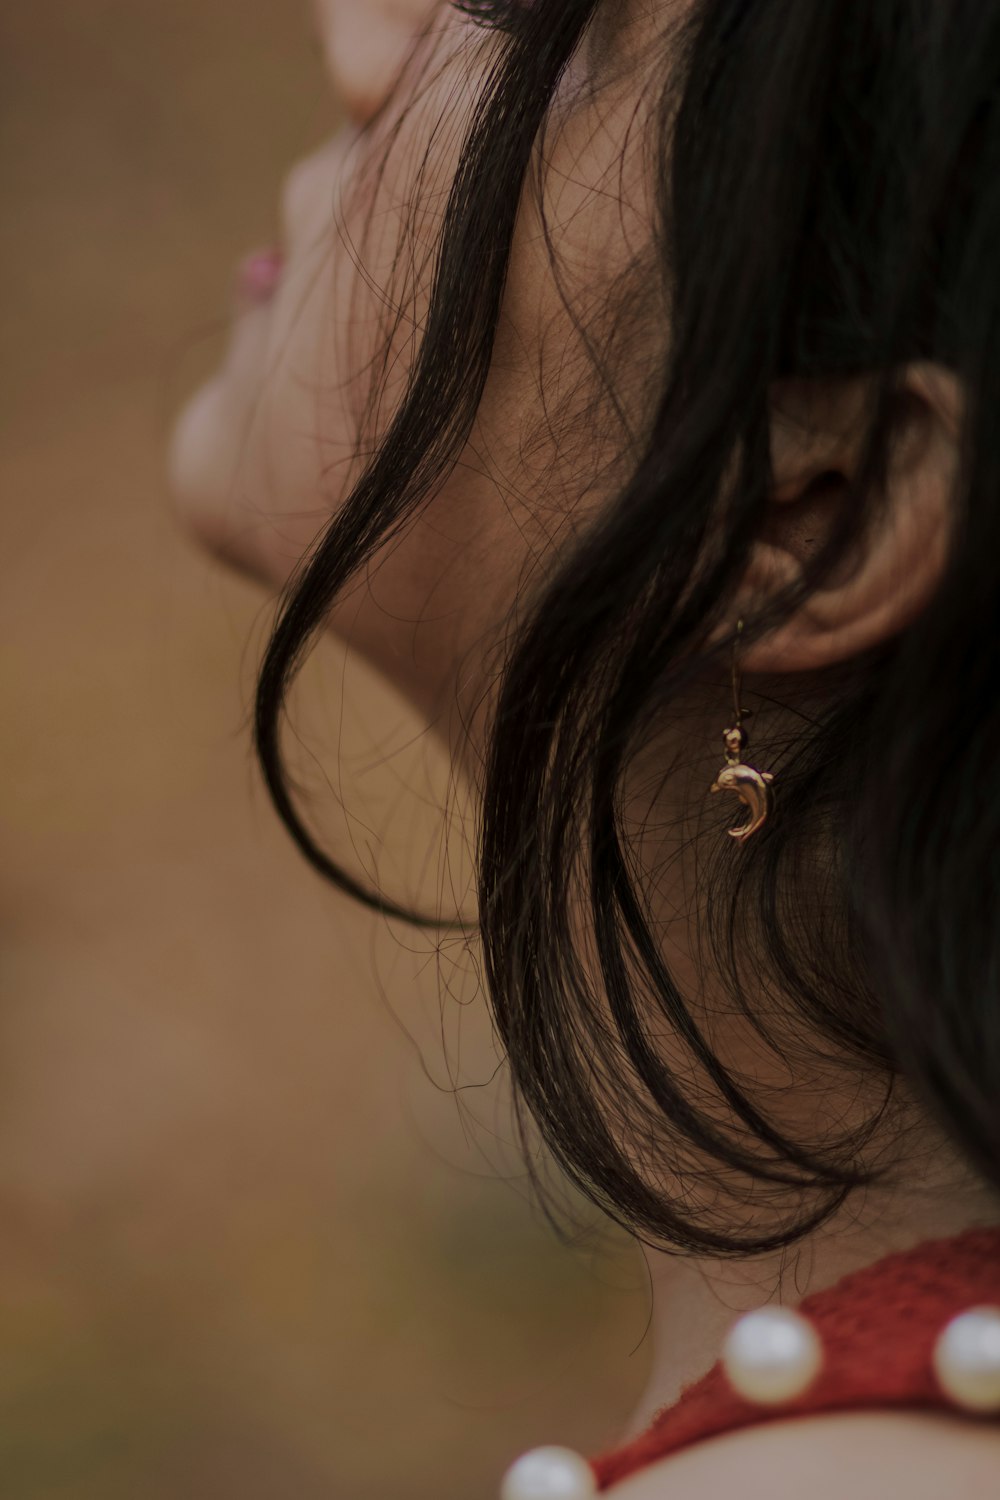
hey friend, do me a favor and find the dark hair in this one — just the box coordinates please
[254,0,1000,1255]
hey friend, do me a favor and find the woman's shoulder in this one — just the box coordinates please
[606,1409,1000,1498]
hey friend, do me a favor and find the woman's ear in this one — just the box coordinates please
[737,362,963,674]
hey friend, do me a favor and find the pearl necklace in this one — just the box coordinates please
[498,1303,1000,1499]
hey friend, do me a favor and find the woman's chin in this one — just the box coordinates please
[168,370,333,590]
[168,377,240,555]
[168,262,287,567]
[167,376,281,586]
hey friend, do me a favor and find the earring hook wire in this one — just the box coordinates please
[731,619,749,728]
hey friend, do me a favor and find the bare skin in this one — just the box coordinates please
[614,1411,1000,1500]
[170,1,1000,1490]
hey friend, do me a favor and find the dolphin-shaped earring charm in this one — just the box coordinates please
[710,739,775,841]
[709,623,776,842]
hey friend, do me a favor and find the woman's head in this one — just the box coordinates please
[171,0,1000,1253]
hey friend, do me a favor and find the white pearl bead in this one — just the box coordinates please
[499,1445,598,1500]
[933,1305,1000,1413]
[721,1306,823,1405]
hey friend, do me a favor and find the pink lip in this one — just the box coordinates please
[236,248,285,305]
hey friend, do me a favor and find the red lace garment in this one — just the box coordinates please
[592,1225,1000,1491]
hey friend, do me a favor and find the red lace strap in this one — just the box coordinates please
[592,1225,1000,1491]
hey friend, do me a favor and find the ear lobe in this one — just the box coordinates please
[735,362,963,675]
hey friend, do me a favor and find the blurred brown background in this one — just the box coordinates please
[0,2,649,1496]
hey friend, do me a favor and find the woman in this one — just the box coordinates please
[170,0,1000,1494]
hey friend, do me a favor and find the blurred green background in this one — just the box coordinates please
[0,2,650,1496]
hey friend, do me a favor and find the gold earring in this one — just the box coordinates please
[709,620,775,841]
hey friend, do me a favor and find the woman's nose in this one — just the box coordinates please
[316,0,442,126]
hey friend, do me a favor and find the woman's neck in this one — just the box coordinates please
[622,1165,1000,1440]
